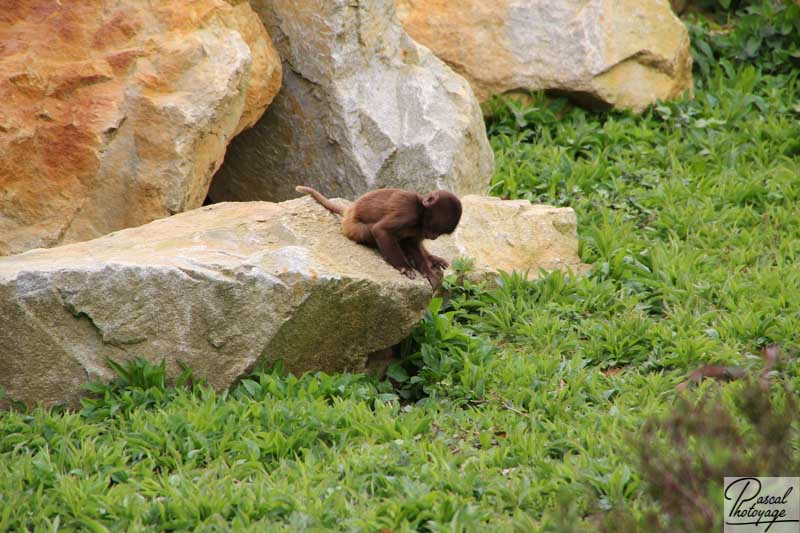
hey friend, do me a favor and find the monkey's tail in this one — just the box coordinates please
[295,185,345,216]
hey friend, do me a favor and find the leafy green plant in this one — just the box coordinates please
[392,297,494,402]
[689,0,800,81]
[232,366,399,406]
[80,357,200,420]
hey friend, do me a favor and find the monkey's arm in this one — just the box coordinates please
[371,224,416,279]
[403,241,438,287]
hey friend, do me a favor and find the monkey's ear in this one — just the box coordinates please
[422,191,439,207]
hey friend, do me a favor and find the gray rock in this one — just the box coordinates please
[0,199,430,408]
[208,0,494,203]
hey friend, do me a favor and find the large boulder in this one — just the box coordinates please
[395,0,693,112]
[0,0,282,256]
[0,199,430,408]
[208,0,494,204]
[427,196,588,282]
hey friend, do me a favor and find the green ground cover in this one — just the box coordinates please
[1,3,799,531]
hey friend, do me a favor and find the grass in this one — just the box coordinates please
[1,3,799,531]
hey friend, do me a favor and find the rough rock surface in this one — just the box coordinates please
[0,199,430,408]
[0,0,282,256]
[427,196,588,282]
[395,0,693,112]
[209,0,494,204]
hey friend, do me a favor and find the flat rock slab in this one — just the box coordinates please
[0,199,431,408]
[428,196,588,282]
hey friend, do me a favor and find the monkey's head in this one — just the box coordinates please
[421,190,462,240]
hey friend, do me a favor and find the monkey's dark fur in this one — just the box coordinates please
[296,186,462,286]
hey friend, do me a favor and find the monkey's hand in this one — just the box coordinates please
[399,267,416,279]
[428,255,449,271]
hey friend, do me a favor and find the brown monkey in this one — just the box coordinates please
[295,186,461,286]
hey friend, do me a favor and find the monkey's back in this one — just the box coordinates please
[348,189,419,223]
[342,189,422,244]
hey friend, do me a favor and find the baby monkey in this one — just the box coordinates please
[295,186,462,287]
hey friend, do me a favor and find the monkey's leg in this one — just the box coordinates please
[371,226,416,279]
[399,240,424,269]
[343,219,373,244]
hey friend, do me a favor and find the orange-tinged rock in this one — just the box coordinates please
[222,1,283,135]
[0,0,281,256]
